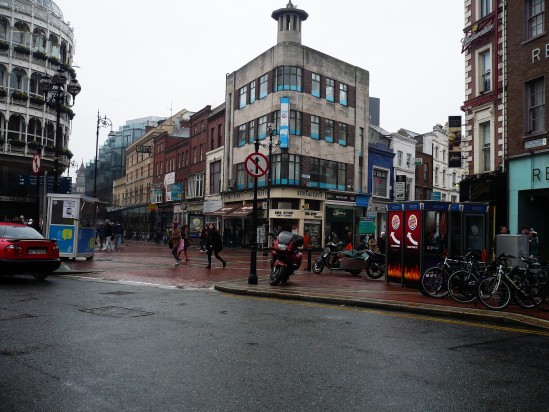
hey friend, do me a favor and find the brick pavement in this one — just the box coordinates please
[57,240,549,330]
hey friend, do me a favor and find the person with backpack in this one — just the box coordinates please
[205,223,226,269]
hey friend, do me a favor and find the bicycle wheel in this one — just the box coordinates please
[513,275,539,309]
[421,266,449,298]
[534,279,549,312]
[478,276,512,310]
[448,270,478,303]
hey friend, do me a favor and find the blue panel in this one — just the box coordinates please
[450,204,461,211]
[338,139,347,146]
[388,203,404,211]
[423,202,450,211]
[325,136,334,143]
[356,194,371,207]
[340,99,347,106]
[462,203,489,212]
[312,91,320,98]
[404,203,421,210]
[77,227,95,254]
[49,224,75,254]
[311,133,319,140]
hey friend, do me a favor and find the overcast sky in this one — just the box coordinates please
[58,0,465,171]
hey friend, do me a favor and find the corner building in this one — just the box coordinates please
[222,2,369,247]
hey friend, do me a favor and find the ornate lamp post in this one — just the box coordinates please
[94,112,113,199]
[40,68,81,193]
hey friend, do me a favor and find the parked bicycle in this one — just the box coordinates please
[477,254,542,310]
[447,249,486,303]
[421,254,469,298]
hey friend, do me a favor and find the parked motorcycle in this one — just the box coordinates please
[269,231,304,286]
[363,248,386,279]
[312,240,385,279]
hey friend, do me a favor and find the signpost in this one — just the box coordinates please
[395,175,406,201]
[245,151,269,284]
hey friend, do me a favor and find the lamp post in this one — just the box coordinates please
[263,123,275,256]
[40,68,81,193]
[94,112,113,199]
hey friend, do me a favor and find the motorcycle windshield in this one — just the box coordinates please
[277,231,304,247]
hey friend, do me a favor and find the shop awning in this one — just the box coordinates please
[206,204,241,216]
[226,203,256,217]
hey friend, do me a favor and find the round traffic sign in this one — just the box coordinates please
[32,153,41,174]
[245,152,269,178]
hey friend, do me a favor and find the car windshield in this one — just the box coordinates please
[0,225,44,240]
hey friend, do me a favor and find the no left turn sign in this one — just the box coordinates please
[245,152,269,178]
[32,153,41,174]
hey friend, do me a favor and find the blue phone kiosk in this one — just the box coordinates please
[45,194,98,260]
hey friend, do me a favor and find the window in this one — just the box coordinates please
[187,174,204,199]
[452,172,457,187]
[442,150,446,163]
[526,77,545,133]
[276,66,302,91]
[312,73,321,97]
[406,153,411,168]
[325,119,334,143]
[217,124,222,146]
[478,49,491,93]
[434,166,439,185]
[424,163,429,181]
[326,78,335,102]
[210,128,214,150]
[239,86,247,109]
[248,120,255,144]
[442,168,447,187]
[259,74,268,99]
[311,115,320,139]
[337,122,347,145]
[199,145,203,162]
[238,124,247,147]
[210,161,221,194]
[258,116,267,140]
[310,158,345,190]
[193,147,198,164]
[290,110,302,136]
[397,151,403,166]
[272,153,301,185]
[527,0,545,39]
[479,0,491,18]
[372,168,388,197]
[435,146,439,160]
[480,121,491,171]
[250,80,256,104]
[339,83,348,106]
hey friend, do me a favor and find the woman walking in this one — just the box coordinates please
[205,223,226,269]
[171,222,182,266]
[177,224,191,263]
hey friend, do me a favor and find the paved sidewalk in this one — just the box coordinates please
[56,240,549,331]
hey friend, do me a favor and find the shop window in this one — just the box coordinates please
[272,153,300,186]
[210,160,221,194]
[310,158,345,190]
[372,168,388,198]
[275,66,302,92]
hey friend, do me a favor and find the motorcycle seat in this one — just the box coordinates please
[341,250,367,259]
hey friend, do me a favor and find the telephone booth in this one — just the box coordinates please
[386,201,489,289]
[45,194,98,260]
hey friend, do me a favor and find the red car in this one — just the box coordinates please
[0,222,60,280]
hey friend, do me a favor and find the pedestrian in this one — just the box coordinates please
[499,225,509,235]
[368,234,380,253]
[529,229,539,258]
[171,222,182,266]
[113,221,124,251]
[96,222,106,249]
[205,223,226,269]
[103,220,114,252]
[519,226,530,236]
[200,226,209,253]
[377,231,386,255]
[330,231,339,244]
[177,224,191,263]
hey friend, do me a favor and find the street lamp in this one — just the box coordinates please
[40,68,81,193]
[94,111,113,199]
[263,123,276,256]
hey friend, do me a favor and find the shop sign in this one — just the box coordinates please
[304,210,322,219]
[532,166,549,182]
[327,207,353,222]
[273,209,295,218]
[525,138,546,149]
[532,43,549,63]
[296,189,324,199]
[326,193,355,202]
[367,204,387,213]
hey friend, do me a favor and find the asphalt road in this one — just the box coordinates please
[2,275,549,411]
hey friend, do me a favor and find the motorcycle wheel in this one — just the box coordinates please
[366,262,385,279]
[349,269,361,276]
[312,260,324,274]
[269,266,284,286]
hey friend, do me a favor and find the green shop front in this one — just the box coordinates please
[325,205,354,246]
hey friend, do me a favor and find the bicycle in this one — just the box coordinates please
[477,254,541,310]
[421,255,468,298]
[447,249,487,303]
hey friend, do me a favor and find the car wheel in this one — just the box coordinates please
[33,273,49,281]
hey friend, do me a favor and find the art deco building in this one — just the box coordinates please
[221,1,370,247]
[0,0,77,219]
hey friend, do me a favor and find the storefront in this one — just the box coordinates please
[508,154,549,260]
[324,196,355,247]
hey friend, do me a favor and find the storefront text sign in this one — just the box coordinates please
[532,43,549,63]
[273,209,295,218]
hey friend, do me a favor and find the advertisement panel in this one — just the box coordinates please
[448,115,462,168]
[279,97,290,149]
[387,209,403,284]
[403,204,422,288]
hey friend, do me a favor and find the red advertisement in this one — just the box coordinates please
[386,211,403,284]
[403,210,422,287]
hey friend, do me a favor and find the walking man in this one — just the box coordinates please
[205,223,226,269]
[171,222,182,266]
[104,220,113,252]
[113,221,124,251]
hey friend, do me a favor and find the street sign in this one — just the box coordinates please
[245,152,269,178]
[395,174,406,201]
[32,153,41,174]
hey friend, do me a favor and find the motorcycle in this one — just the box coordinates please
[269,231,304,286]
[312,240,385,279]
[363,248,386,279]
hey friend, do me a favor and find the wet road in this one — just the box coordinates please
[2,276,549,411]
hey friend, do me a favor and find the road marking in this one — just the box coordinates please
[223,294,549,337]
